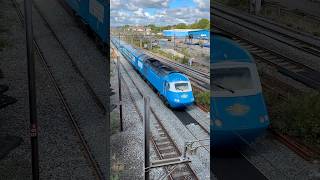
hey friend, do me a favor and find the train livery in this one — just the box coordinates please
[211,33,269,147]
[112,38,195,109]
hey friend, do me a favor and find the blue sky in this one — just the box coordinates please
[170,0,196,8]
[110,0,209,26]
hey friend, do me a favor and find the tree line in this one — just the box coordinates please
[121,18,210,33]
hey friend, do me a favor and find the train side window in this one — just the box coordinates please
[166,82,170,90]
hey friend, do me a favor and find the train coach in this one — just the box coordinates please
[65,0,109,50]
[112,37,195,109]
[211,32,269,147]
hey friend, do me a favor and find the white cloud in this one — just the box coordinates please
[110,0,209,26]
[193,0,210,9]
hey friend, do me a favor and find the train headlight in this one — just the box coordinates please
[259,116,265,123]
[174,98,180,102]
[214,119,223,127]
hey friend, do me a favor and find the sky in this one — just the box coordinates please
[110,0,210,27]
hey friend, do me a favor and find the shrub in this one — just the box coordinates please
[272,92,320,147]
[195,91,210,107]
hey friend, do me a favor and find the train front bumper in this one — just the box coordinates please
[211,127,267,147]
[169,100,194,109]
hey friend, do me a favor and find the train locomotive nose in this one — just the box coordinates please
[169,92,194,108]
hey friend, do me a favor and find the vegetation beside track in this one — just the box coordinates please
[265,91,320,150]
[193,88,210,111]
[260,6,320,37]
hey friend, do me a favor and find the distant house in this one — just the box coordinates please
[128,26,152,35]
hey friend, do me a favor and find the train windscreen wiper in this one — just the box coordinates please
[212,81,235,93]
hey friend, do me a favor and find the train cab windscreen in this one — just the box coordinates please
[212,67,255,92]
[171,82,192,92]
[175,83,189,91]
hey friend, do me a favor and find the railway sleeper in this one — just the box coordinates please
[158,145,175,151]
[162,154,178,159]
[285,65,301,71]
[156,140,171,146]
[160,151,178,157]
[277,61,292,67]
[255,52,272,57]
[158,132,166,137]
[157,142,172,148]
[172,167,191,177]
[156,137,171,143]
[249,49,265,54]
[262,55,279,61]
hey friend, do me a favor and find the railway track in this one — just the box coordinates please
[212,2,320,57]
[116,53,199,179]
[11,0,105,179]
[34,1,106,113]
[213,25,320,90]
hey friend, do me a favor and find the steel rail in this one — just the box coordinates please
[211,3,320,57]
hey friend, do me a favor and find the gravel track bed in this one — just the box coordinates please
[0,0,95,179]
[240,134,320,180]
[116,47,210,179]
[186,106,210,133]
[109,58,144,179]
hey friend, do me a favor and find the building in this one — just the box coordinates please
[127,26,152,35]
[162,29,210,40]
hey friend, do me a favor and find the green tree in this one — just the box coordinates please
[175,23,188,29]
[122,24,130,31]
[197,18,210,29]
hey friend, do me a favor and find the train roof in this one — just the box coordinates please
[146,58,179,76]
[120,42,145,57]
[211,34,253,64]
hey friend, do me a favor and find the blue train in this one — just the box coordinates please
[211,33,269,147]
[112,38,195,109]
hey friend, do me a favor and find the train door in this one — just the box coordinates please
[164,81,169,96]
[143,61,149,78]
